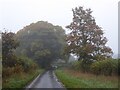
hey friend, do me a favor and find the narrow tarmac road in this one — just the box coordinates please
[26,70,66,89]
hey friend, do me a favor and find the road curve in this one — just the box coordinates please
[26,70,66,89]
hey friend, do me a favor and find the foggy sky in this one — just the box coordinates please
[0,0,118,57]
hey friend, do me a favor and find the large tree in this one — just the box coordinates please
[15,21,66,68]
[66,7,113,65]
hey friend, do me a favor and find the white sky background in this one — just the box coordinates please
[0,0,119,57]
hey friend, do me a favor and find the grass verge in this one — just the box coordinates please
[55,69,118,88]
[2,69,44,88]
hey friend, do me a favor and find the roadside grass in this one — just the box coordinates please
[55,69,118,88]
[2,69,44,88]
[0,59,1,89]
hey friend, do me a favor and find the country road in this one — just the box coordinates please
[26,70,66,89]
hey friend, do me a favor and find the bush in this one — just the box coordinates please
[2,67,14,78]
[2,65,24,78]
[3,56,38,78]
[70,61,81,71]
[17,56,38,72]
[90,59,118,76]
[13,65,24,74]
[69,60,91,73]
[80,60,92,73]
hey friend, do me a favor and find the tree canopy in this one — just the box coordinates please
[65,7,113,64]
[15,21,66,68]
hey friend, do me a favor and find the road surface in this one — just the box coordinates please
[26,70,66,89]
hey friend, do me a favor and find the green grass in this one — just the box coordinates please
[55,69,118,88]
[2,69,44,88]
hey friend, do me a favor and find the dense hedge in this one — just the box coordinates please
[3,56,38,78]
[69,58,119,76]
[17,56,38,72]
[90,59,118,76]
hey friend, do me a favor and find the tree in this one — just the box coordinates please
[66,7,113,71]
[2,32,19,67]
[15,21,66,68]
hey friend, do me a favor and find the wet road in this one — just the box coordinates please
[26,70,65,89]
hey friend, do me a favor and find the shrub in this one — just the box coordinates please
[13,65,24,74]
[17,56,38,72]
[3,65,24,78]
[2,67,14,78]
[3,56,38,78]
[69,60,91,73]
[90,59,118,76]
[70,61,81,71]
[80,60,92,73]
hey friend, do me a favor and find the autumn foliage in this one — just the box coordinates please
[65,7,113,71]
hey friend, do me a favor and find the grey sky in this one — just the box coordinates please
[0,0,118,57]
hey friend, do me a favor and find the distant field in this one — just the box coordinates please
[55,69,118,88]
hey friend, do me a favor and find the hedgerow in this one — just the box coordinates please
[90,59,118,76]
[69,58,119,76]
